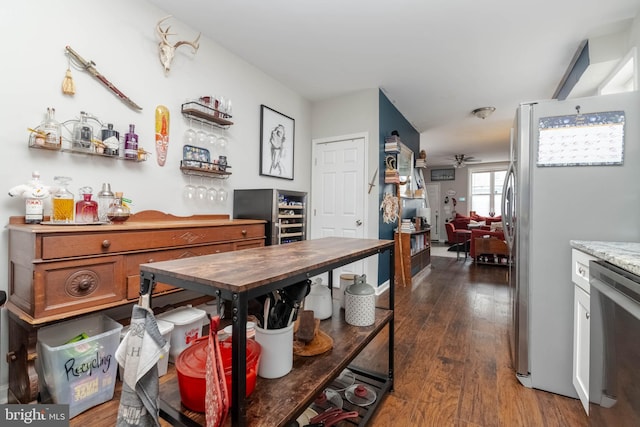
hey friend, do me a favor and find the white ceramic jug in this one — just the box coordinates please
[344,274,375,327]
[304,278,333,320]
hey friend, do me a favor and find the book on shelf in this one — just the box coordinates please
[415,158,427,168]
[384,142,399,152]
[385,135,401,144]
[398,219,415,233]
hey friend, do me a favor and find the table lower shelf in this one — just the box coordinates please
[159,306,393,426]
[69,306,393,427]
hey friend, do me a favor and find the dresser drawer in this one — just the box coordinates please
[40,224,265,259]
[31,256,125,318]
[125,243,234,299]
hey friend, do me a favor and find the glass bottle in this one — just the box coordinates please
[124,124,138,159]
[72,111,93,151]
[75,186,98,223]
[41,108,61,148]
[97,182,115,223]
[25,171,46,224]
[107,192,130,223]
[52,176,74,223]
[101,124,119,156]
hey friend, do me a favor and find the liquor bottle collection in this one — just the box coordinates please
[9,172,130,225]
[28,108,147,161]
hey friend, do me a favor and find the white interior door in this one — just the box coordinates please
[311,136,366,281]
[425,183,442,241]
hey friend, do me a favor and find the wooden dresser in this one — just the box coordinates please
[5,211,266,404]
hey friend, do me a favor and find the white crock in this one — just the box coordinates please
[344,274,375,327]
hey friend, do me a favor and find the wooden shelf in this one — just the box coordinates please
[157,307,393,427]
[180,161,231,179]
[395,228,431,287]
[182,102,234,129]
[278,204,304,210]
[279,223,302,229]
[29,140,148,162]
[280,232,303,238]
[70,305,393,427]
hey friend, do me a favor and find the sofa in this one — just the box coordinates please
[450,213,502,231]
[446,213,502,243]
[445,212,507,261]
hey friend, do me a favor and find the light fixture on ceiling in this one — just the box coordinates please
[471,106,496,119]
[453,156,467,168]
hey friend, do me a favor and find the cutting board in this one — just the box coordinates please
[293,317,333,356]
[293,330,333,356]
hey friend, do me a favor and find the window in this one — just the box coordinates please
[470,169,506,217]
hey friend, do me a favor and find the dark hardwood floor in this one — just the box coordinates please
[363,254,589,427]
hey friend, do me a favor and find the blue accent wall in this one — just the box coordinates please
[378,90,420,286]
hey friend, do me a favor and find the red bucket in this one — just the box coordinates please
[175,336,261,412]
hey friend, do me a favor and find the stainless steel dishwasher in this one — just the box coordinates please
[589,260,640,425]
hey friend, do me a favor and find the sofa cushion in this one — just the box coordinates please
[490,221,503,232]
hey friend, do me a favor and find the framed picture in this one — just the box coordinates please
[260,105,295,180]
[430,168,455,181]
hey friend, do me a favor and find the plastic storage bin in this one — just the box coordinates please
[158,306,206,361]
[119,318,174,379]
[37,314,123,418]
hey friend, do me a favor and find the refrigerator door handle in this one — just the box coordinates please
[502,162,516,250]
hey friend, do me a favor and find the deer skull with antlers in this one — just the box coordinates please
[156,16,201,75]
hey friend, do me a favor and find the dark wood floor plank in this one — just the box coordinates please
[458,330,499,427]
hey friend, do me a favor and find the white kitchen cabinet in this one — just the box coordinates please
[572,248,596,414]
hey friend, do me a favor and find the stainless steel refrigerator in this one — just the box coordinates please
[502,91,640,398]
[233,188,307,245]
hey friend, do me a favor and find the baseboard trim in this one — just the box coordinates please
[376,280,389,295]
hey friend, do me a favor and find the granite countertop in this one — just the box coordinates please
[570,240,640,276]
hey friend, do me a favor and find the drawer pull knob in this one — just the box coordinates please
[6,351,16,363]
[578,266,585,275]
[241,229,247,236]
[67,271,99,296]
[78,280,92,291]
[586,312,590,320]
[102,240,111,248]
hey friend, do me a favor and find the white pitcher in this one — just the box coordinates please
[304,278,333,320]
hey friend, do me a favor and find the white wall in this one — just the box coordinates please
[310,89,380,286]
[0,0,312,398]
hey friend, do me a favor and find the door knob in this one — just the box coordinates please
[356,220,363,226]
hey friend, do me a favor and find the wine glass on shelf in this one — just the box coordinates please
[183,176,196,201]
[184,128,196,146]
[196,177,207,202]
[197,130,207,146]
[216,134,228,154]
[207,131,217,148]
[225,99,232,118]
[217,181,228,204]
[207,179,218,205]
[184,119,196,146]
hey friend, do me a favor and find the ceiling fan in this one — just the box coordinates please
[450,154,481,168]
